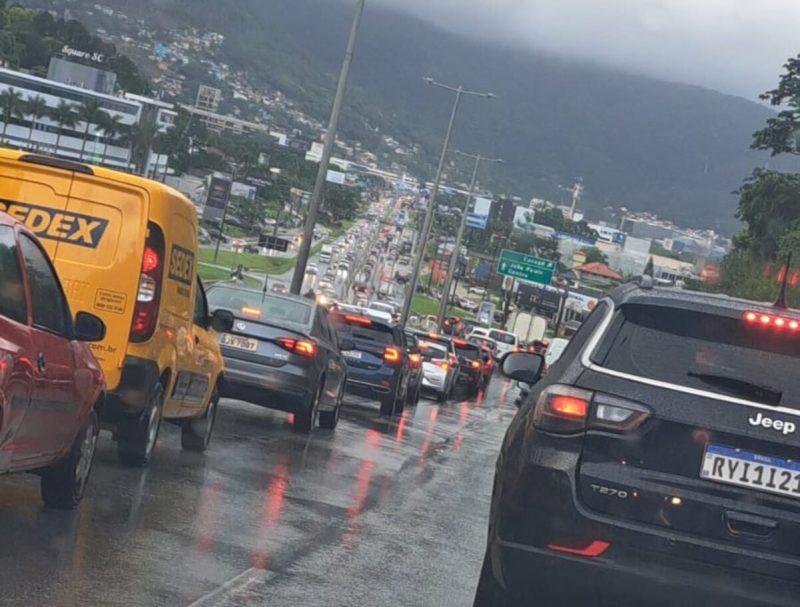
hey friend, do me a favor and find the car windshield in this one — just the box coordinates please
[330,312,394,345]
[208,286,312,325]
[594,304,800,407]
[489,331,515,345]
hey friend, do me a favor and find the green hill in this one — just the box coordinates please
[33,0,784,232]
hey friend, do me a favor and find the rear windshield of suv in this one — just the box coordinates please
[455,344,481,359]
[330,312,395,345]
[418,341,447,360]
[594,303,800,406]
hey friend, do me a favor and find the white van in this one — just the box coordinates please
[319,245,333,264]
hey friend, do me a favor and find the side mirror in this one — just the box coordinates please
[502,352,544,385]
[339,338,356,351]
[74,312,106,342]
[210,309,234,333]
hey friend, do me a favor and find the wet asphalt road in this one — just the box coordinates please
[0,376,519,607]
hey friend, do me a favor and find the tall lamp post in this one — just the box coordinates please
[290,0,366,294]
[400,78,494,325]
[213,162,239,263]
[436,151,503,328]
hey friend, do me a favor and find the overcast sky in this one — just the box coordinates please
[370,0,800,99]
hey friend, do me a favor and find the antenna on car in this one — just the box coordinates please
[774,252,792,310]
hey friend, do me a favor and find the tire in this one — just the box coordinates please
[319,385,342,430]
[438,387,448,403]
[117,381,164,467]
[181,387,219,451]
[380,390,400,416]
[294,383,322,434]
[406,382,420,407]
[41,409,99,510]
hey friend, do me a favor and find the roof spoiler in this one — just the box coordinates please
[627,275,654,290]
[19,154,94,175]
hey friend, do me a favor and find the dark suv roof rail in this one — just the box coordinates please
[627,275,654,290]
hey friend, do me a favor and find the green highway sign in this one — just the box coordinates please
[497,249,556,285]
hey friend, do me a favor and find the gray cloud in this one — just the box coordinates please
[367,0,800,98]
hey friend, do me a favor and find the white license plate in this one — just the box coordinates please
[700,444,800,499]
[221,333,258,352]
[343,350,362,360]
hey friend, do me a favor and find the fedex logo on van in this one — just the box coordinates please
[0,200,108,249]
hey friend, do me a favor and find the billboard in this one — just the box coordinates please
[203,176,231,223]
[231,181,256,200]
[512,206,536,233]
[466,197,492,230]
[326,169,346,185]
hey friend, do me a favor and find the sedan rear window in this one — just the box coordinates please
[455,345,481,359]
[594,303,800,406]
[418,341,447,360]
[208,287,312,325]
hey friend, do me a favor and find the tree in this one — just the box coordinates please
[582,247,608,265]
[130,112,161,176]
[51,100,77,155]
[323,185,361,222]
[23,94,47,150]
[77,99,106,161]
[97,112,123,166]
[230,196,269,235]
[643,256,655,277]
[0,87,23,143]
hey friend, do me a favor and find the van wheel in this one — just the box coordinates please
[41,410,99,510]
[181,387,219,451]
[118,382,164,467]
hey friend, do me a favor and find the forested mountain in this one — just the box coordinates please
[33,0,787,232]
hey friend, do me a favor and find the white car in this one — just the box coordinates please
[368,301,396,317]
[544,338,570,369]
[419,341,455,402]
[487,329,518,361]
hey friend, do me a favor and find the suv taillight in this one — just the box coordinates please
[533,385,651,435]
[384,346,402,365]
[130,223,165,343]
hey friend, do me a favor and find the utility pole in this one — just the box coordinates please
[436,151,503,328]
[400,78,494,325]
[213,163,238,263]
[290,0,366,294]
[568,178,584,220]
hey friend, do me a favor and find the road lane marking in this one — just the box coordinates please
[186,568,269,607]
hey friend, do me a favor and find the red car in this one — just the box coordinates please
[0,213,106,509]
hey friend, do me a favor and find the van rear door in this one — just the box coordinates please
[59,173,149,389]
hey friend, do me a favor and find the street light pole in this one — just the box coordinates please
[436,152,503,328]
[400,79,494,325]
[213,163,238,264]
[290,0,366,294]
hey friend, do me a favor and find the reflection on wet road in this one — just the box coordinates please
[0,378,520,607]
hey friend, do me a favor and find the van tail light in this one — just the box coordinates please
[533,385,652,435]
[409,353,421,368]
[384,346,402,365]
[277,338,318,358]
[470,360,481,369]
[433,360,449,371]
[130,222,165,343]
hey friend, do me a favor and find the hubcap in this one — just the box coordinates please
[75,424,97,487]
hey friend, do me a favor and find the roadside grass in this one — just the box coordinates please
[198,241,324,275]
[199,265,261,288]
[411,294,476,320]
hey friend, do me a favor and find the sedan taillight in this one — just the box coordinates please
[277,338,318,358]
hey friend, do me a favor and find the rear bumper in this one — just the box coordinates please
[490,535,800,606]
[220,357,314,413]
[104,356,160,424]
[490,441,800,606]
[344,377,393,403]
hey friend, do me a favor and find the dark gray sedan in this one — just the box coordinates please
[206,284,351,433]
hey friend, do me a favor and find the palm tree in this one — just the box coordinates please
[0,88,24,145]
[97,113,123,166]
[130,113,160,176]
[77,99,108,161]
[51,100,78,156]
[24,95,48,151]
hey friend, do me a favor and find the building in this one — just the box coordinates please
[195,85,222,112]
[0,67,177,175]
[576,262,624,290]
[179,104,269,136]
[47,57,117,95]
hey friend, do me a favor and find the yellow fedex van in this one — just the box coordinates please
[0,151,233,466]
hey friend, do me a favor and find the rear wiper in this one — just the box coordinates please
[687,371,782,405]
